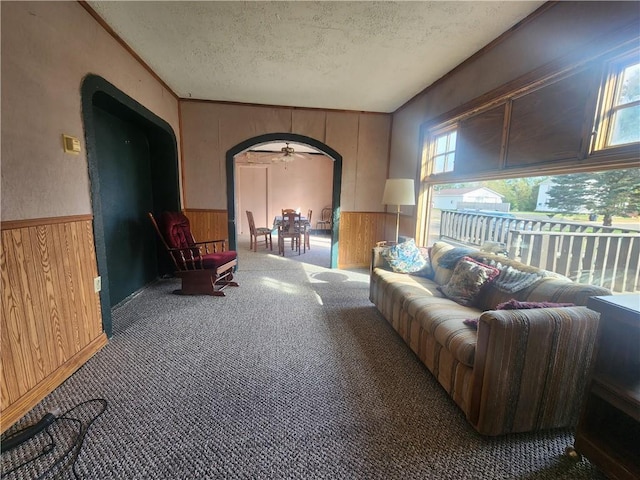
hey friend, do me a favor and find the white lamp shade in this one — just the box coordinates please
[382,179,415,206]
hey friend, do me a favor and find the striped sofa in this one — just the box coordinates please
[369,241,611,436]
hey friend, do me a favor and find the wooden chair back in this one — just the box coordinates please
[246,210,273,252]
[278,210,302,255]
[246,210,258,235]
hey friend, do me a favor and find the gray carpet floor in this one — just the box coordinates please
[1,234,605,479]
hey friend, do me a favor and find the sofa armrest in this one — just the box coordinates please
[371,246,390,272]
[469,306,600,436]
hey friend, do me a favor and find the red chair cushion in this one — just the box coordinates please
[199,251,237,269]
[160,212,195,250]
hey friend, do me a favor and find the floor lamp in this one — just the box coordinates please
[382,178,416,243]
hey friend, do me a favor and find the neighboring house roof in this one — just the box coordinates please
[435,187,504,198]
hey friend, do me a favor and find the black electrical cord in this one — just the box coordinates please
[1,398,108,480]
[2,410,60,452]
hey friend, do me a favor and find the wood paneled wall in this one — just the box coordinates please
[184,209,230,244]
[1,216,106,432]
[337,212,388,268]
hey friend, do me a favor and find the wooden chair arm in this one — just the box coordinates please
[191,239,229,253]
[167,238,230,270]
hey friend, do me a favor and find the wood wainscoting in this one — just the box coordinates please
[338,211,390,269]
[1,215,107,432]
[184,209,230,245]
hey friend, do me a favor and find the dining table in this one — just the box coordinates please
[272,215,310,230]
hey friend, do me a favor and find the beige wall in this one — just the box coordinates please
[389,1,640,187]
[179,101,391,213]
[236,157,333,235]
[1,2,181,221]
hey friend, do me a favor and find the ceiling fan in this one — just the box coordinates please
[238,142,308,165]
[270,142,306,163]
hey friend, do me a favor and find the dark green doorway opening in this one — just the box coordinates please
[82,75,180,337]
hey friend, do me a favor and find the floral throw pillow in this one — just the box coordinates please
[381,239,428,273]
[438,256,500,306]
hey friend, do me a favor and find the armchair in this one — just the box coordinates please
[149,211,239,296]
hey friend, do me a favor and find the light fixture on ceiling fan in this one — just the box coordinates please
[238,142,308,167]
[271,142,297,163]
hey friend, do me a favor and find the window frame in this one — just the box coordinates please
[423,125,458,178]
[592,50,640,152]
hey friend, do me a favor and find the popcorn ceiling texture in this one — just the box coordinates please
[86,1,544,112]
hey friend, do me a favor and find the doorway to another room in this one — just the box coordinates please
[226,133,342,268]
[82,75,180,336]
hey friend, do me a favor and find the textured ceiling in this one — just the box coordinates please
[87,1,545,113]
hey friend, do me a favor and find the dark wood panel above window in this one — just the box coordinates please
[456,104,506,174]
[420,31,639,184]
[506,66,600,167]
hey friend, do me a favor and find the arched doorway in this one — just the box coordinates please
[82,75,180,337]
[226,133,342,268]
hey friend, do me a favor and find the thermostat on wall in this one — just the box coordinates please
[62,134,81,154]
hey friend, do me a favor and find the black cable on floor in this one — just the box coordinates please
[1,398,108,479]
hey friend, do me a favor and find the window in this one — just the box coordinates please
[429,128,457,175]
[596,54,640,149]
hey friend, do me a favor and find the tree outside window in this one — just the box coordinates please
[545,168,640,226]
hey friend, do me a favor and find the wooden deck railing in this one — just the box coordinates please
[439,210,640,293]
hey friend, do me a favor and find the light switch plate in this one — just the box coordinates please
[62,134,81,154]
[94,276,101,293]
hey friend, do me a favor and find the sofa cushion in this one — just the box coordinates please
[433,319,478,367]
[438,256,500,306]
[410,257,434,279]
[405,298,479,367]
[381,239,428,273]
[430,242,458,285]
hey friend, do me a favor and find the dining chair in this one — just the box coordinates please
[246,210,272,252]
[278,210,303,255]
[281,209,298,250]
[317,206,332,231]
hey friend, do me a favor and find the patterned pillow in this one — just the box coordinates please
[438,257,500,306]
[381,239,428,273]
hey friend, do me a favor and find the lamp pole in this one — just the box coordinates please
[382,178,416,244]
[395,204,401,243]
